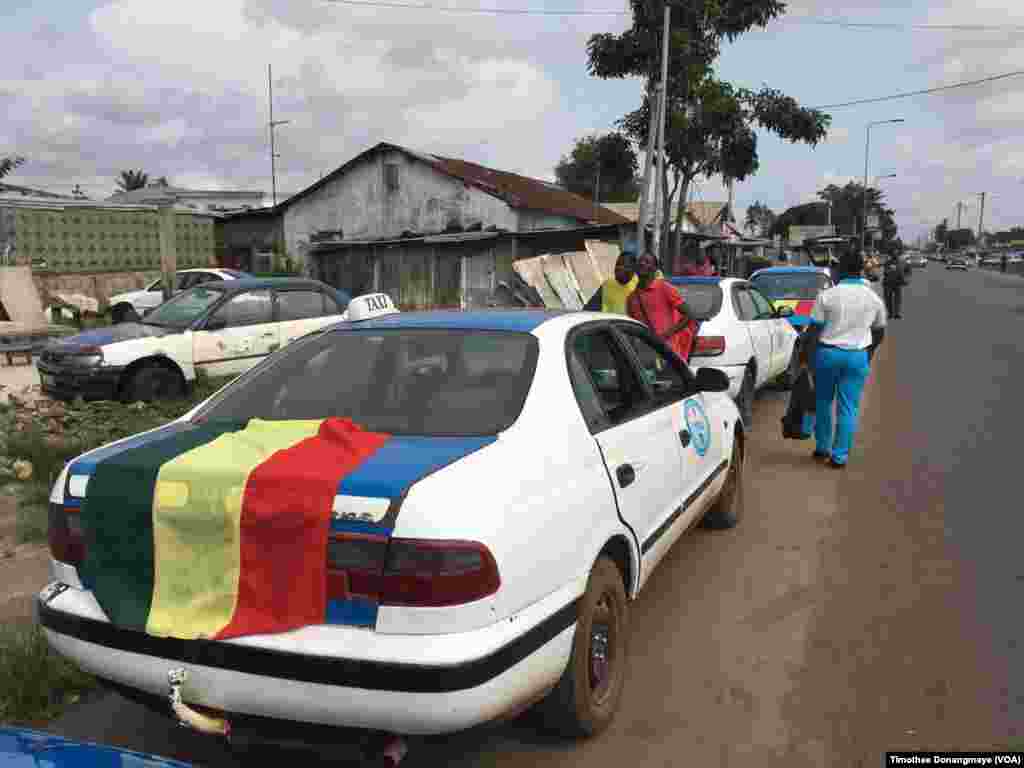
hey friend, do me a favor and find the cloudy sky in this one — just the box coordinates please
[3,0,1023,242]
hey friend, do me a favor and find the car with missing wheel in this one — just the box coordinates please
[39,304,744,744]
[108,268,252,324]
[669,276,799,428]
[37,277,352,402]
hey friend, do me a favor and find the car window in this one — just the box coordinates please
[207,289,273,328]
[750,273,831,300]
[616,327,692,403]
[147,278,163,292]
[193,272,223,285]
[669,282,723,320]
[569,330,648,428]
[277,290,327,321]
[733,287,757,322]
[324,291,349,315]
[748,288,776,320]
[143,286,226,329]
[176,273,194,291]
[195,329,539,436]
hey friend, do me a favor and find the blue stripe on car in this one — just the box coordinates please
[335,436,496,501]
[326,596,378,628]
[66,422,192,480]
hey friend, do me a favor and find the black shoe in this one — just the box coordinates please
[828,459,846,469]
[813,450,830,461]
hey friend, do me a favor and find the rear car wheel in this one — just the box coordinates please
[111,304,140,324]
[703,433,744,529]
[122,362,184,402]
[735,366,755,430]
[538,556,628,738]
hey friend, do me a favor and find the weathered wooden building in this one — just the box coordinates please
[275,143,631,308]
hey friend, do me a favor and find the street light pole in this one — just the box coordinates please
[862,118,904,253]
[268,64,291,208]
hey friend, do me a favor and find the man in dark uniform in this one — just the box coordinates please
[883,254,909,319]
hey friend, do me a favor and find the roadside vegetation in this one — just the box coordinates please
[0,622,99,726]
[0,374,233,545]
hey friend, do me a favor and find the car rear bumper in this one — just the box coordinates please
[38,581,577,736]
[36,362,124,401]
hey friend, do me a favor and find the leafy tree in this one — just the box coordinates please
[116,170,149,192]
[554,133,640,203]
[587,0,829,260]
[773,182,898,246]
[744,200,775,237]
[0,155,25,180]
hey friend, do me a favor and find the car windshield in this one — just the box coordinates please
[195,329,540,436]
[669,283,722,320]
[143,286,226,329]
[750,273,831,301]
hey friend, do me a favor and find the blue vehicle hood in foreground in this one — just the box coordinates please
[0,727,194,768]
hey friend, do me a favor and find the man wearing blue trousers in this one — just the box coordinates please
[808,248,887,469]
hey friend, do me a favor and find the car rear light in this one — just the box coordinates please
[48,502,86,566]
[327,534,501,608]
[691,335,726,357]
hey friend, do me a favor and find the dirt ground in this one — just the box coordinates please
[0,494,50,624]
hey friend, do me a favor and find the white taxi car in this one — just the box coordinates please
[37,278,353,402]
[39,307,744,744]
[669,276,799,428]
[108,268,251,324]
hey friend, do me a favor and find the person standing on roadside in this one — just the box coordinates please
[809,247,887,469]
[882,253,909,319]
[627,252,698,363]
[1001,253,1008,273]
[584,248,638,314]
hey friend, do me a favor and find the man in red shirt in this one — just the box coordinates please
[627,253,698,363]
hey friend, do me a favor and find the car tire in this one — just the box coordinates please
[538,556,629,738]
[122,362,184,402]
[702,433,744,530]
[111,304,140,324]
[777,343,800,390]
[735,365,755,430]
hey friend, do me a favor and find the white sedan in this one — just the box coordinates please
[669,276,800,428]
[108,268,251,324]
[39,305,744,744]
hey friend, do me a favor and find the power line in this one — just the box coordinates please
[323,0,1024,28]
[812,69,1024,110]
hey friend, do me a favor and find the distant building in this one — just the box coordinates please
[263,142,630,308]
[0,183,76,203]
[107,183,265,214]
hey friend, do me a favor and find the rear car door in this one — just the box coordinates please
[748,285,792,378]
[191,289,279,378]
[613,324,723,566]
[566,325,688,584]
[732,284,772,386]
[275,289,346,346]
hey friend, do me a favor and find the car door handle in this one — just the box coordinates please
[260,332,275,338]
[616,464,636,489]
[679,429,691,447]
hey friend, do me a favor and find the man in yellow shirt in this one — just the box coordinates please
[584,249,638,314]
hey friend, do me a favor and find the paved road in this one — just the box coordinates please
[46,266,1021,765]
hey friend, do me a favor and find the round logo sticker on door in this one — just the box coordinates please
[684,399,711,457]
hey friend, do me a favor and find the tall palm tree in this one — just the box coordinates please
[116,169,149,191]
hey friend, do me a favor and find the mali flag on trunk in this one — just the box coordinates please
[78,417,389,640]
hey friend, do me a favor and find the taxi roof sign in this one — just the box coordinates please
[348,292,400,322]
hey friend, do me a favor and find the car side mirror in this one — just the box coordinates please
[205,317,227,331]
[775,305,795,318]
[695,367,730,393]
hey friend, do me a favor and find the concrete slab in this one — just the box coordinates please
[0,265,46,326]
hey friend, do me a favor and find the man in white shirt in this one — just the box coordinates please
[808,248,887,468]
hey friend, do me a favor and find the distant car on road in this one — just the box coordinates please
[946,256,969,271]
[669,276,799,427]
[40,306,744,743]
[907,254,928,268]
[0,727,193,768]
[108,268,252,324]
[38,278,353,402]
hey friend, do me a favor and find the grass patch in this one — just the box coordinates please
[0,622,98,727]
[1,375,235,544]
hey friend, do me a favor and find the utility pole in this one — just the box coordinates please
[955,200,963,230]
[977,192,986,247]
[593,145,601,203]
[636,1,672,257]
[268,64,291,207]
[652,2,671,265]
